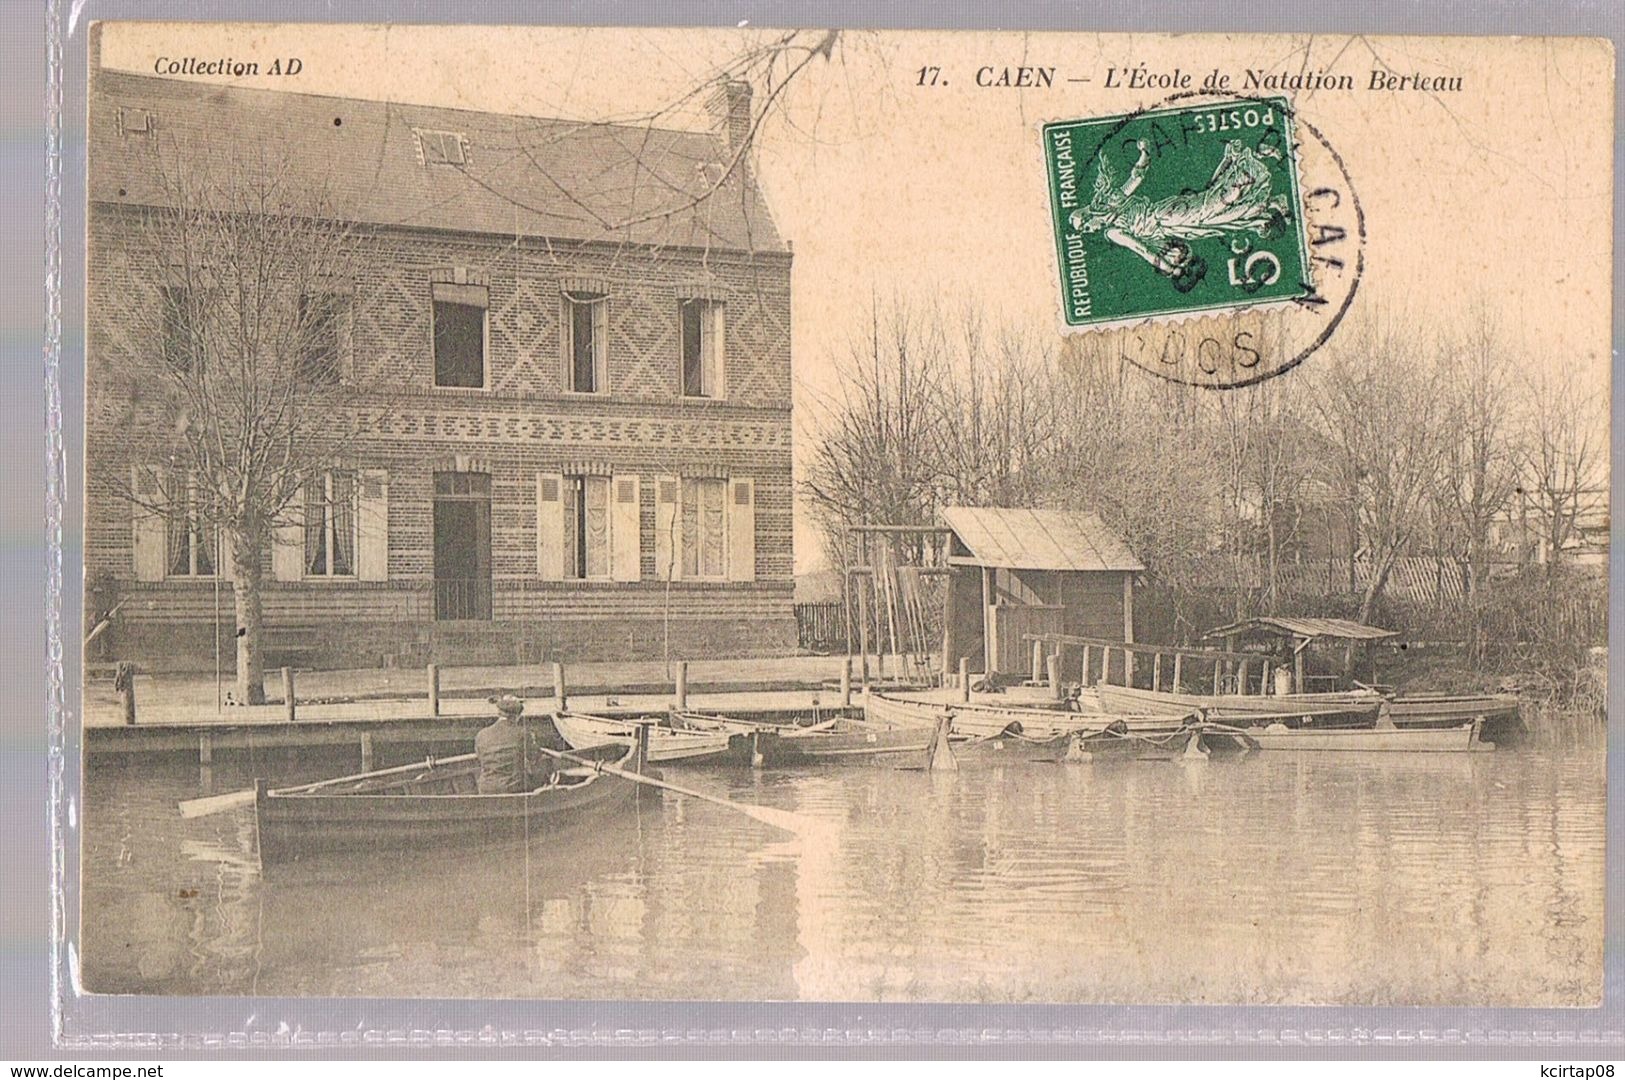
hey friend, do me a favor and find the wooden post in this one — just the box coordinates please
[1122,574,1135,643]
[981,566,996,677]
[1047,653,1063,700]
[1080,644,1093,688]
[1212,658,1222,694]
[1031,639,1044,684]
[1238,659,1251,696]
[115,662,137,726]
[1294,639,1306,694]
[1172,652,1184,693]
[360,731,375,771]
[858,585,871,689]
[675,660,689,710]
[941,569,957,688]
[1152,652,1162,692]
[282,667,296,722]
[1124,646,1135,687]
[197,732,213,767]
[840,656,852,708]
[958,656,971,703]
[1263,661,1274,695]
[554,661,567,710]
[426,663,440,716]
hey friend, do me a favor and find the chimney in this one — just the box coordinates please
[707,80,752,156]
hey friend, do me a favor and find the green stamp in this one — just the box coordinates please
[1044,97,1313,327]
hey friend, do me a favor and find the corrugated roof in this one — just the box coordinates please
[1203,616,1399,641]
[941,506,1143,572]
[90,70,786,253]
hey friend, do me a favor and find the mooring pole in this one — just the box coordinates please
[840,656,852,708]
[115,662,137,726]
[553,661,567,710]
[282,667,296,722]
[676,660,689,710]
[426,663,440,716]
[1047,653,1063,700]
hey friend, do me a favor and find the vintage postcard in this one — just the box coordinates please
[78,25,1611,1005]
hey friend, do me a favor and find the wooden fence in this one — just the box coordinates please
[794,601,846,653]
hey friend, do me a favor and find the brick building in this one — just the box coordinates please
[86,69,796,670]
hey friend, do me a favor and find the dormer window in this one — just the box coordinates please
[415,128,469,166]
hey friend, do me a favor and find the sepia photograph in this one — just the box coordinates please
[77,24,1610,1006]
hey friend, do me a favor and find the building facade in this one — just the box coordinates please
[86,70,796,670]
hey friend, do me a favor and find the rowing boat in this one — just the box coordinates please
[552,711,747,764]
[254,740,640,866]
[1095,684,1382,728]
[1274,690,1525,744]
[1199,718,1491,753]
[673,709,936,764]
[954,721,1203,762]
[866,690,1191,740]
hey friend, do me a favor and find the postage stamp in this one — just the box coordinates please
[1044,97,1314,329]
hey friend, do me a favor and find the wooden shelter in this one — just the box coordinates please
[940,507,1142,676]
[1201,615,1400,692]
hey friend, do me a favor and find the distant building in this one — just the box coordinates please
[86,70,795,670]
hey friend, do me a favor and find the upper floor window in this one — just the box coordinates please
[160,286,197,374]
[432,282,487,388]
[298,293,345,385]
[680,298,725,398]
[304,470,357,577]
[165,472,217,578]
[415,128,468,166]
[563,474,612,580]
[562,290,607,393]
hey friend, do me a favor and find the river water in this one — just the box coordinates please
[81,744,1604,1005]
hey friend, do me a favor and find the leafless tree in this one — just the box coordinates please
[91,142,368,703]
[1306,315,1452,624]
[1518,367,1605,575]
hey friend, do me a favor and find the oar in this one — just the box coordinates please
[178,789,257,819]
[534,744,809,836]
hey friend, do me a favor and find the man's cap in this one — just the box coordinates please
[492,694,526,716]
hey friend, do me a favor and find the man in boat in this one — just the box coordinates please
[475,694,557,794]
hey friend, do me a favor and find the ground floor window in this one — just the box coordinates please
[304,470,357,577]
[165,473,217,577]
[680,476,727,580]
[564,474,612,580]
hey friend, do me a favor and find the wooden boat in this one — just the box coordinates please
[1096,684,1382,728]
[1199,718,1491,753]
[254,740,639,866]
[674,708,936,764]
[956,721,1203,762]
[552,711,748,764]
[1278,690,1525,744]
[865,691,1192,742]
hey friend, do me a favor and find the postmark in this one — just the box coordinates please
[1042,93,1365,388]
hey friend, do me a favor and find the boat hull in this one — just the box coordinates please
[1096,684,1381,728]
[254,745,639,865]
[1202,720,1490,753]
[552,712,747,764]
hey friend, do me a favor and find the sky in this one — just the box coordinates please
[97,26,1615,572]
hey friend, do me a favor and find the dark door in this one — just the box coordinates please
[433,472,492,620]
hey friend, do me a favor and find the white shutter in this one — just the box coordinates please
[654,475,679,581]
[536,472,565,581]
[271,499,305,581]
[610,474,641,582]
[728,476,756,583]
[356,469,389,581]
[130,465,167,582]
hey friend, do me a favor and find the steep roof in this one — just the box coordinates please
[942,506,1143,573]
[89,69,787,253]
[1202,616,1399,642]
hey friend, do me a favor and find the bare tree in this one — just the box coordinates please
[1518,368,1605,574]
[1432,311,1518,597]
[91,142,367,703]
[1307,315,1451,624]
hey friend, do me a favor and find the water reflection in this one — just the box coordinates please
[81,748,1604,1004]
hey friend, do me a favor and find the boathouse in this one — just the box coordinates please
[940,507,1142,676]
[85,67,795,670]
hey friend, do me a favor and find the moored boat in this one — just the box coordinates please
[552,711,748,764]
[676,708,936,764]
[1198,718,1491,753]
[1096,684,1382,728]
[254,740,640,866]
